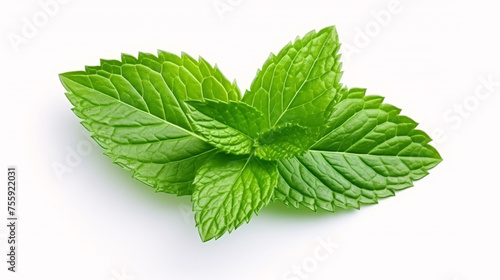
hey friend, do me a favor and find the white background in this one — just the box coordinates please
[1,0,500,279]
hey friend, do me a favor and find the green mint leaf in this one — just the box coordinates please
[185,99,266,155]
[192,153,277,241]
[254,123,318,161]
[60,52,240,195]
[62,26,442,241]
[243,26,343,129]
[274,88,442,211]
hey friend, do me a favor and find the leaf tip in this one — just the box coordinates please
[58,72,74,91]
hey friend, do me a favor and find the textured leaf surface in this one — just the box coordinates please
[185,99,266,155]
[254,123,317,161]
[243,26,343,129]
[60,52,240,195]
[61,26,443,242]
[192,153,277,241]
[274,88,442,211]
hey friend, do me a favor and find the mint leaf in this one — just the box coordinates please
[192,153,277,241]
[61,26,442,242]
[242,26,343,129]
[254,123,317,161]
[274,88,442,211]
[185,99,266,155]
[60,52,240,195]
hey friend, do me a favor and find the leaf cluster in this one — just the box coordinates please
[60,26,441,241]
